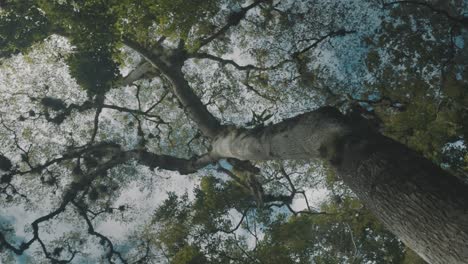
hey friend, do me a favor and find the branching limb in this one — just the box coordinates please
[118,62,160,87]
[123,38,225,138]
[190,53,266,71]
[0,145,138,258]
[241,29,356,71]
[102,104,167,124]
[278,165,330,215]
[132,150,217,175]
[73,201,128,264]
[293,29,356,57]
[198,0,269,48]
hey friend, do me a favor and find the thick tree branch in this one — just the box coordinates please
[118,62,159,86]
[208,106,349,161]
[122,38,224,138]
[132,150,216,175]
[162,70,225,138]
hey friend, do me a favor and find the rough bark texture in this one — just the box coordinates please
[337,129,468,264]
[210,107,351,160]
[211,106,468,264]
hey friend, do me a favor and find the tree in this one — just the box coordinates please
[0,0,466,263]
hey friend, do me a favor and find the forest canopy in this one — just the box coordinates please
[0,0,467,263]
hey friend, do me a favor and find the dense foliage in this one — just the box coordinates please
[0,0,466,263]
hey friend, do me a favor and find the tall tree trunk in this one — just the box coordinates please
[127,39,468,264]
[210,106,468,264]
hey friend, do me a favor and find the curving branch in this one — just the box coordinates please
[293,29,356,57]
[0,145,131,258]
[0,161,107,257]
[198,0,269,48]
[190,53,266,71]
[73,201,128,264]
[123,38,225,138]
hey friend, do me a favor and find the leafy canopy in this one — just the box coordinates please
[0,0,465,263]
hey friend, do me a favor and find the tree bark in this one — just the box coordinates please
[210,106,468,264]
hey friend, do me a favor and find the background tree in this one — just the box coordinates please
[0,0,466,263]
